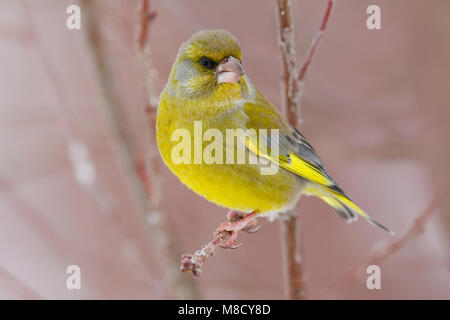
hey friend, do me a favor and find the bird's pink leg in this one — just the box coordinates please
[214,211,260,249]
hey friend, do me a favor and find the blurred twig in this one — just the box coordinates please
[0,25,28,40]
[135,0,162,207]
[80,0,197,299]
[22,1,76,140]
[134,0,198,298]
[275,0,334,300]
[22,0,112,209]
[98,2,133,31]
[320,179,450,298]
[135,0,157,52]
[0,266,41,299]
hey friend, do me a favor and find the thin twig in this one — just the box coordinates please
[181,212,260,278]
[135,0,163,208]
[134,0,198,297]
[135,0,157,52]
[275,0,334,300]
[275,0,305,300]
[279,215,307,299]
[276,0,302,126]
[320,180,450,298]
[298,0,334,82]
[180,232,227,278]
[80,0,197,299]
[22,1,113,209]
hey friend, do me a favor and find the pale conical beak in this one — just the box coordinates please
[216,56,244,84]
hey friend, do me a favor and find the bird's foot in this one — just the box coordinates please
[226,211,261,233]
[214,211,259,249]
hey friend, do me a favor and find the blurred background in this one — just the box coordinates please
[0,0,449,299]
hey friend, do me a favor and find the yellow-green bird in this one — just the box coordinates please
[156,29,393,236]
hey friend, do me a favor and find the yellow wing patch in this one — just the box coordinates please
[245,135,334,187]
[281,154,334,187]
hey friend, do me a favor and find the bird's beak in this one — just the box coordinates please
[216,56,244,84]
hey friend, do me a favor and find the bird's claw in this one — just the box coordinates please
[220,241,242,249]
[226,210,243,222]
[241,219,260,233]
[226,211,260,233]
[214,223,240,249]
[214,211,260,249]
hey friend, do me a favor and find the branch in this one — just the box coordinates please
[320,180,450,298]
[135,0,199,299]
[276,0,334,126]
[180,232,227,279]
[275,0,334,300]
[298,0,334,82]
[279,215,307,299]
[80,0,197,299]
[134,0,161,207]
[276,0,301,126]
[135,0,157,53]
[181,211,260,278]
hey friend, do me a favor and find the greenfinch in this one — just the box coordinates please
[156,29,392,234]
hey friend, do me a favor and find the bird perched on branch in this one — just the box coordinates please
[156,30,393,245]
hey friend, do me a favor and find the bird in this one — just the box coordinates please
[156,29,393,246]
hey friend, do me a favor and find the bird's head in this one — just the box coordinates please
[166,30,247,101]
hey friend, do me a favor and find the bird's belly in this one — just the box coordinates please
[165,160,303,214]
[156,106,304,214]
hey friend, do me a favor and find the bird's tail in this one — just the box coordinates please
[303,184,395,235]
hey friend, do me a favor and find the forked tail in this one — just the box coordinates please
[304,184,395,235]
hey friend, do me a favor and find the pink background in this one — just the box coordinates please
[0,0,449,299]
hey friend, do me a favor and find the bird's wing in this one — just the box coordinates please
[240,98,394,234]
[242,98,340,191]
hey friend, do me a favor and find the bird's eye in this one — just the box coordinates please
[199,57,216,69]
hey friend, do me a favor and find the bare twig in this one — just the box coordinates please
[135,0,163,208]
[181,212,260,278]
[275,0,334,300]
[80,0,197,299]
[180,232,225,278]
[320,180,450,298]
[298,0,334,82]
[135,0,157,52]
[279,215,307,299]
[276,0,302,126]
[276,0,334,126]
[22,1,114,210]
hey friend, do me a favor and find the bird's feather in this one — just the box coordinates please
[241,98,394,234]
